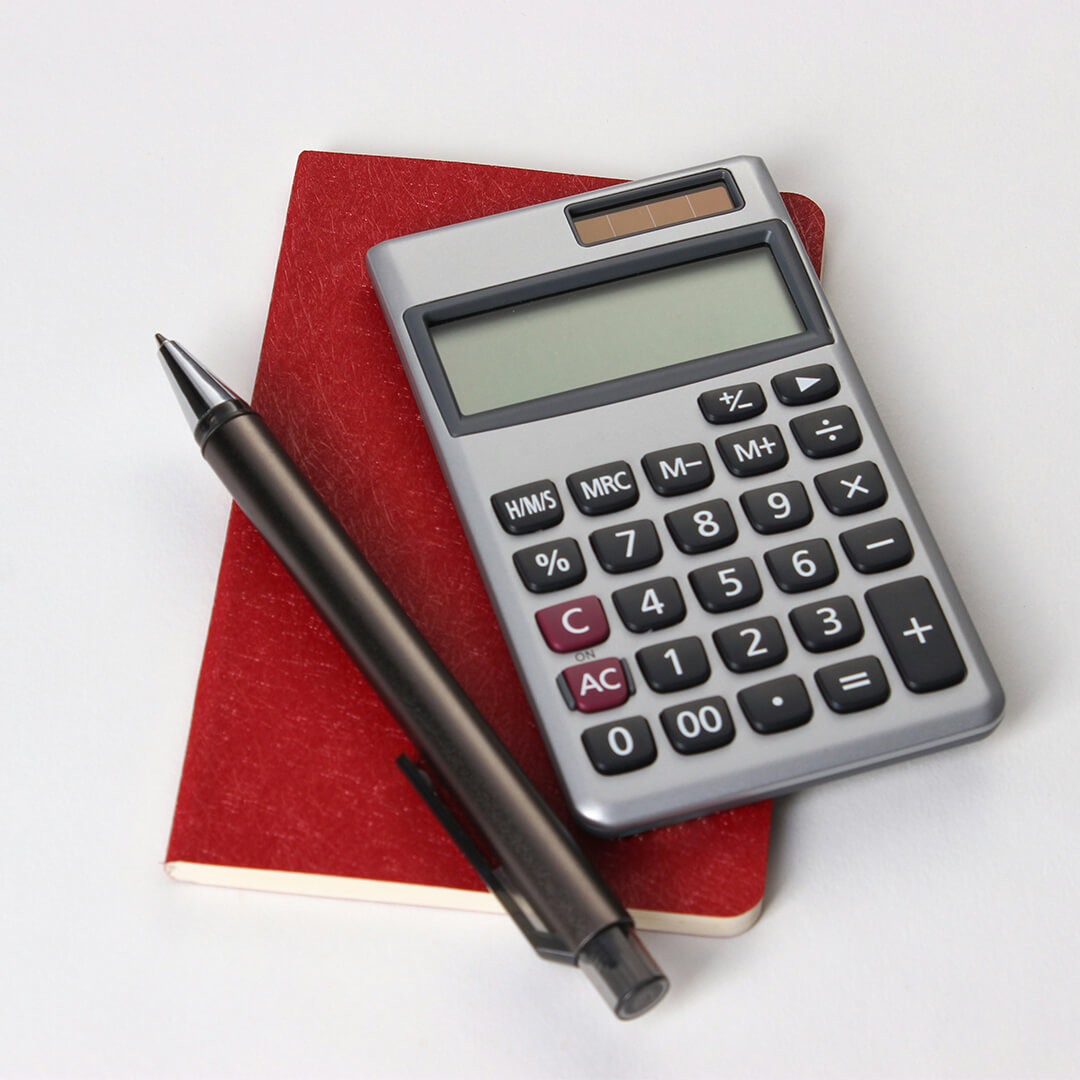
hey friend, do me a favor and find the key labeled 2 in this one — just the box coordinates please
[713,616,787,672]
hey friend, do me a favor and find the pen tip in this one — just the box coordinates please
[155,332,168,347]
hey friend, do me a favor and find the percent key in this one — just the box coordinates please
[513,538,587,593]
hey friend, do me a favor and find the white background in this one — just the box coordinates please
[3,2,1078,1076]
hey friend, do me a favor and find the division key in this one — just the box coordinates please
[865,576,966,693]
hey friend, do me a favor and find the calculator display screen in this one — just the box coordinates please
[429,246,804,417]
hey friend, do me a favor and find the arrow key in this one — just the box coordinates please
[772,363,839,406]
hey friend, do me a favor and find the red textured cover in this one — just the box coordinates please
[166,152,825,922]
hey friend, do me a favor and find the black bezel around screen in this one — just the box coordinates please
[404,220,833,437]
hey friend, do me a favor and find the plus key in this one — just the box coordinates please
[865,576,967,692]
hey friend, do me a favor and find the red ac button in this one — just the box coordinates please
[535,596,609,653]
[560,656,630,713]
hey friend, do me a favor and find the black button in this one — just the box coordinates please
[740,480,813,534]
[491,479,563,534]
[636,636,711,693]
[641,443,714,496]
[582,717,657,775]
[589,519,662,574]
[771,364,839,406]
[764,538,838,593]
[715,424,788,477]
[815,461,887,515]
[713,616,787,673]
[698,382,766,424]
[790,406,862,459]
[737,675,813,734]
[815,656,890,713]
[513,538,586,593]
[612,576,686,633]
[660,696,735,755]
[841,518,913,574]
[789,595,864,652]
[664,498,738,554]
[566,461,639,516]
[688,557,762,613]
[865,576,967,693]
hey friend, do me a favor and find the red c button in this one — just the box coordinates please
[535,596,609,653]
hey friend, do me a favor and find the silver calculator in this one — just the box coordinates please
[367,156,1004,837]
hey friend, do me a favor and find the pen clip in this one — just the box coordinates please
[395,755,577,965]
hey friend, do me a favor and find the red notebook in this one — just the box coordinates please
[165,151,825,935]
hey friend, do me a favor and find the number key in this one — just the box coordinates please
[764,538,838,593]
[659,696,735,754]
[589,519,662,573]
[636,636,711,693]
[581,717,657,775]
[713,616,787,673]
[688,557,762,613]
[612,576,686,633]
[665,498,737,554]
[788,596,864,652]
[740,480,813,534]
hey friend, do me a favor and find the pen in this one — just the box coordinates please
[156,335,669,1019]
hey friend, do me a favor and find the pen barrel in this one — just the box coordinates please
[201,410,630,955]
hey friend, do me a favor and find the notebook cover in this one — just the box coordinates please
[165,151,825,933]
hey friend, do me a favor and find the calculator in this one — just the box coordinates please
[366,156,1004,837]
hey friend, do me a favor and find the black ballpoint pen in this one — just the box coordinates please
[156,334,669,1019]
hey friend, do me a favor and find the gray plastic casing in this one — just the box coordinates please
[366,156,1004,837]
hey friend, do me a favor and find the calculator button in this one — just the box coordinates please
[641,443,714,496]
[589,519,662,574]
[764,538,838,593]
[535,596,609,653]
[688,557,763,613]
[865,576,967,693]
[612,577,686,633]
[566,461,639,516]
[815,656,891,713]
[789,596,864,652]
[660,696,735,755]
[790,406,862,459]
[491,479,563,534]
[740,481,813,534]
[840,518,913,574]
[664,498,738,554]
[713,616,788,673]
[513,538,586,593]
[636,636,711,693]
[814,461,887,516]
[560,657,631,712]
[771,364,839,406]
[715,424,788,477]
[582,717,656,775]
[737,675,813,734]
[698,382,766,424]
